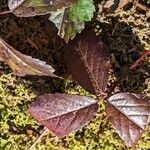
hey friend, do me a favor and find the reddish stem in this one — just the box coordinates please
[106,50,150,98]
[135,2,150,11]
[130,50,150,70]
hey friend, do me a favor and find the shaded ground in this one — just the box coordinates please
[0,0,150,150]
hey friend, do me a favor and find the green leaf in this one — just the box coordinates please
[49,0,95,42]
[69,0,95,22]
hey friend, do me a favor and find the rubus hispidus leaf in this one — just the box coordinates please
[64,30,111,96]
[8,0,76,17]
[106,92,150,147]
[27,93,98,137]
[0,38,59,77]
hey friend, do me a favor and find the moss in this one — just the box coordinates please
[0,68,150,150]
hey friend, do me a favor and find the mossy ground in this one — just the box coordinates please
[0,0,150,150]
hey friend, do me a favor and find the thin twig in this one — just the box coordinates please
[28,127,48,150]
[135,2,150,11]
[107,50,150,97]
[130,50,150,70]
[0,10,12,15]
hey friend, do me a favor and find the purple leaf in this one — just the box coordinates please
[106,92,150,147]
[64,30,111,96]
[27,93,98,137]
